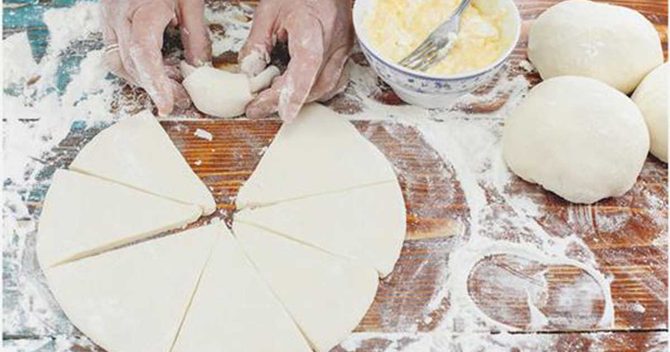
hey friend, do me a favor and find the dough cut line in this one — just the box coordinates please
[37,104,407,352]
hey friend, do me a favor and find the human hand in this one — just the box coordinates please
[239,0,354,122]
[101,0,211,116]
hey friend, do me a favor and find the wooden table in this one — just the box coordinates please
[3,0,668,351]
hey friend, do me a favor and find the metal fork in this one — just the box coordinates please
[398,0,472,72]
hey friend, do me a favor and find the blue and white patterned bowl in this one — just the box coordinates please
[353,0,522,108]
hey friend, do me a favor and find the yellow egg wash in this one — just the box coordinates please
[365,0,506,75]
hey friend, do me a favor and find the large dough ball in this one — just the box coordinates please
[528,0,663,94]
[633,63,668,163]
[503,76,649,204]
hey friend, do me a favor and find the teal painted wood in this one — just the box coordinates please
[3,0,81,59]
[3,1,105,94]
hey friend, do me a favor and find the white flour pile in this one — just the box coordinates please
[4,3,121,350]
[3,2,666,352]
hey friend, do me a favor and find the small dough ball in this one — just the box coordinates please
[182,65,253,118]
[633,63,668,163]
[503,76,649,204]
[528,0,663,94]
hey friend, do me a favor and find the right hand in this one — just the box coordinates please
[238,0,355,122]
[101,0,211,116]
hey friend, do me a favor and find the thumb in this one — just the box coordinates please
[129,3,175,116]
[177,0,211,65]
[277,15,324,121]
[238,2,276,74]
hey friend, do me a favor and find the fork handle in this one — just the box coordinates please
[453,0,472,17]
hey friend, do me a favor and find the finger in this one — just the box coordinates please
[102,4,139,85]
[110,7,143,86]
[318,59,350,102]
[238,1,276,66]
[245,15,324,121]
[163,62,182,81]
[129,3,175,116]
[170,79,192,110]
[276,15,325,121]
[103,48,139,86]
[308,45,350,101]
[178,0,211,65]
[246,87,280,119]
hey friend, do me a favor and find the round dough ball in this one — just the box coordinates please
[181,63,280,118]
[633,63,668,163]
[528,0,663,94]
[503,76,649,204]
[182,65,253,118]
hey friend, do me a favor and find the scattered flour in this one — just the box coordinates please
[3,32,38,88]
[41,2,101,54]
[3,2,665,352]
[335,46,623,348]
[3,1,118,346]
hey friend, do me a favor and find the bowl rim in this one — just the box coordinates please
[352,0,522,81]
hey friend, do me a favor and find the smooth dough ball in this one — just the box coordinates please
[181,63,279,118]
[528,0,663,94]
[503,76,649,204]
[633,63,668,163]
[182,65,253,118]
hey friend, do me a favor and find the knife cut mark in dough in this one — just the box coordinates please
[69,110,216,214]
[172,225,312,352]
[236,181,406,277]
[236,104,398,209]
[233,221,378,352]
[44,224,218,352]
[37,169,202,268]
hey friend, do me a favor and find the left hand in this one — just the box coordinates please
[101,0,211,116]
[238,0,355,122]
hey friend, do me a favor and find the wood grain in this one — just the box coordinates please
[10,0,668,351]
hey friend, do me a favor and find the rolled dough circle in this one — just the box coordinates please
[502,76,650,204]
[528,0,663,94]
[633,63,668,163]
[38,105,406,351]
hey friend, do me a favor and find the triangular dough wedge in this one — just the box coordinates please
[69,110,216,214]
[236,104,397,208]
[44,224,218,352]
[236,182,406,277]
[233,222,378,352]
[37,169,201,267]
[172,226,312,352]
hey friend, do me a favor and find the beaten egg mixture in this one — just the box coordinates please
[365,0,506,75]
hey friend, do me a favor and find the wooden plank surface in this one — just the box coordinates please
[5,0,668,351]
[3,331,666,352]
[36,116,665,334]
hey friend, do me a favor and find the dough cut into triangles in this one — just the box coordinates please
[44,224,218,352]
[236,181,406,277]
[233,222,378,352]
[69,110,216,214]
[172,225,312,352]
[37,169,201,267]
[236,104,397,208]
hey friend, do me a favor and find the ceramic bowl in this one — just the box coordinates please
[352,0,522,108]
